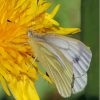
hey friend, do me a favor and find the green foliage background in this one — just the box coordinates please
[0,0,99,100]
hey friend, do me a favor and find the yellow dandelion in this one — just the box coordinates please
[0,0,92,100]
[0,0,42,99]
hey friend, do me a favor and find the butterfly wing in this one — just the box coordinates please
[43,34,92,93]
[72,74,87,93]
[29,34,73,97]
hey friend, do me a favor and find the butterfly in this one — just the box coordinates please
[28,31,92,98]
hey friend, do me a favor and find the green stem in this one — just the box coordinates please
[81,0,99,97]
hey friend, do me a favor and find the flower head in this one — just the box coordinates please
[0,0,80,100]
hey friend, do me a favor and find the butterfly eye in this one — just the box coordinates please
[28,31,33,38]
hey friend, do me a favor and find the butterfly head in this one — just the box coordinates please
[28,30,45,44]
[28,30,35,38]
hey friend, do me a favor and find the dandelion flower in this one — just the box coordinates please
[0,0,81,100]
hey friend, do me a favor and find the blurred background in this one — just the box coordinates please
[0,0,99,100]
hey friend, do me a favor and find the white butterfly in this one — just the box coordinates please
[28,31,92,98]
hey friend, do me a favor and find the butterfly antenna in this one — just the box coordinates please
[27,56,38,72]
